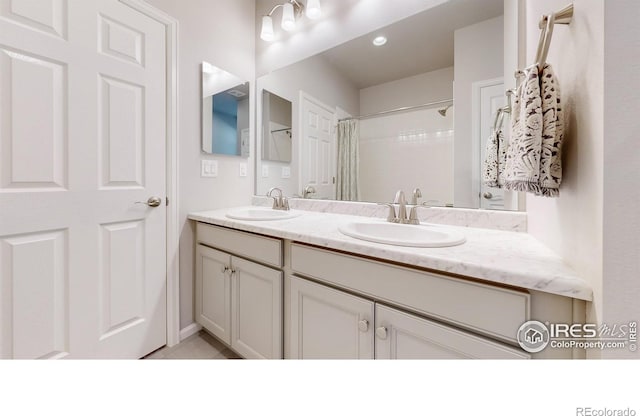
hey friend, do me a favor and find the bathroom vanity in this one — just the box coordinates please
[189,207,591,359]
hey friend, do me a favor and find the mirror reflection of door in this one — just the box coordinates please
[475,78,518,210]
[300,92,336,200]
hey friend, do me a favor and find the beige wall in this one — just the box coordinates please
[525,0,640,359]
[523,0,604,350]
[453,16,504,208]
[601,0,639,358]
[146,0,256,330]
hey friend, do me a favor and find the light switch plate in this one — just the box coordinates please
[262,165,269,178]
[201,160,218,177]
[239,162,248,177]
[281,166,291,178]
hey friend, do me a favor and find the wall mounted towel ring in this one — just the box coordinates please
[514,3,574,81]
[536,13,556,71]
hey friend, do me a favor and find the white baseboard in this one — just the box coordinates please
[179,322,202,342]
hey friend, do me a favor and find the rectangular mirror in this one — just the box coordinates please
[201,61,250,157]
[262,90,292,162]
[255,0,521,210]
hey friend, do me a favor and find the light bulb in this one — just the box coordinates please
[260,15,275,41]
[281,2,296,31]
[373,36,387,46]
[306,0,322,20]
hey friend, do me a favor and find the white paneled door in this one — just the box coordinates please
[0,0,167,358]
[299,92,335,199]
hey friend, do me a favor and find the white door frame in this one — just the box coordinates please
[120,0,180,347]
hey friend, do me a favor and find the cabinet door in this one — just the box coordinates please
[195,245,231,344]
[231,257,283,359]
[289,276,374,359]
[375,305,529,359]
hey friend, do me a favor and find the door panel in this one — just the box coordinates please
[289,276,374,359]
[0,230,68,359]
[0,0,167,358]
[99,75,145,188]
[195,245,231,345]
[0,48,67,190]
[231,257,282,359]
[0,0,67,39]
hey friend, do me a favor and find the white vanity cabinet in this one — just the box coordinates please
[192,220,586,360]
[289,275,374,359]
[288,275,527,359]
[195,224,283,359]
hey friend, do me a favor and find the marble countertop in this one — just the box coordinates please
[188,207,592,301]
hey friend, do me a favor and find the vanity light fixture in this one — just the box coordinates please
[260,15,275,41]
[306,0,322,19]
[260,0,322,42]
[373,35,387,46]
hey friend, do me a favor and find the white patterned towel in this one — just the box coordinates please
[538,64,564,196]
[482,122,507,188]
[503,66,543,194]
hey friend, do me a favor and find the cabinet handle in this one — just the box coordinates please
[230,269,237,276]
[358,319,369,332]
[376,327,388,340]
[221,266,230,274]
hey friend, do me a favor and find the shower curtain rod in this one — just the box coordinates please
[338,99,453,122]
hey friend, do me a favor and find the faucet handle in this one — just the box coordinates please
[411,188,422,205]
[377,203,397,223]
[282,197,290,211]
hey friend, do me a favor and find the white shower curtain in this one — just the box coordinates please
[336,119,360,201]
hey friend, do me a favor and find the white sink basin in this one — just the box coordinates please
[225,207,303,221]
[338,221,466,248]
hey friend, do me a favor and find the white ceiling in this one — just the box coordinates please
[320,0,504,89]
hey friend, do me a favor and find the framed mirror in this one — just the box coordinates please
[262,90,292,163]
[201,61,250,157]
[255,0,521,210]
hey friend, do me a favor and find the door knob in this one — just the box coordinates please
[376,327,388,340]
[358,320,369,332]
[483,192,493,200]
[136,196,162,207]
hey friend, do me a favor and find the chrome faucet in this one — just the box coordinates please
[378,189,431,224]
[267,187,289,211]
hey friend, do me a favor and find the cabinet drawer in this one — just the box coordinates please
[197,223,282,268]
[291,243,529,343]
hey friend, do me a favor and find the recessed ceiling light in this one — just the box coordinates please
[373,36,387,46]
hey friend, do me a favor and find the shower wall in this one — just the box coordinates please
[359,109,454,204]
[358,67,455,204]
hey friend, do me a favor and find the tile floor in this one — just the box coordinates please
[143,330,240,359]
